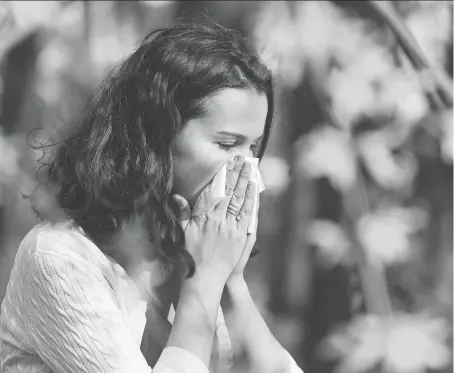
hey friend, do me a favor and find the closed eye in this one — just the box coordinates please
[217,141,260,153]
[215,132,263,154]
[217,143,237,150]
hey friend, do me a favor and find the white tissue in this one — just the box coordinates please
[192,156,265,234]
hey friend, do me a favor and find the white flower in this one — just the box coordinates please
[326,40,428,129]
[327,67,377,128]
[88,2,139,73]
[253,2,306,88]
[258,155,290,195]
[54,1,84,37]
[323,40,397,129]
[35,39,73,105]
[295,1,374,68]
[322,313,451,373]
[306,220,352,267]
[37,40,72,77]
[376,67,430,126]
[356,206,428,268]
[384,314,451,373]
[395,89,429,126]
[340,44,394,83]
[358,131,418,190]
[10,1,60,29]
[294,1,343,64]
[295,127,357,191]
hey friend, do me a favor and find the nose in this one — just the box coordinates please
[234,149,254,159]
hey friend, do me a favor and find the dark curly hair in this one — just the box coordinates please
[31,22,274,277]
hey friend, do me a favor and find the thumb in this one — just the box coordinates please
[172,194,191,229]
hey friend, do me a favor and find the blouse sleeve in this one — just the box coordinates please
[23,246,209,373]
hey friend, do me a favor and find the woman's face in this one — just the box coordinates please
[172,88,268,207]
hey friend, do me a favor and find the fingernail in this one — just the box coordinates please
[227,159,234,170]
[247,182,255,191]
[236,155,244,165]
[243,162,251,172]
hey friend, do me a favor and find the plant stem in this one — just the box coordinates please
[307,67,394,317]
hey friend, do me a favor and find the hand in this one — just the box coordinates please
[172,155,256,287]
[225,157,260,285]
[227,220,258,283]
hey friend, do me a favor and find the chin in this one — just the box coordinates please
[187,180,211,208]
[174,176,213,209]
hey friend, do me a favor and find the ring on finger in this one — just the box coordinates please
[231,192,244,205]
[225,185,235,196]
[227,204,241,216]
[236,207,251,221]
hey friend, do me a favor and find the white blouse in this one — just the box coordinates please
[0,221,303,373]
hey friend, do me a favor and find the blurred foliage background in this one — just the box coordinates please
[0,1,452,373]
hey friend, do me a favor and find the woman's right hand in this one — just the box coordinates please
[172,155,256,287]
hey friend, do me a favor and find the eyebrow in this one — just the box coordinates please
[216,131,264,142]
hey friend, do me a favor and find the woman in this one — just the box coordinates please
[0,22,303,373]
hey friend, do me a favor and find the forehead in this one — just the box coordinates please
[198,88,268,138]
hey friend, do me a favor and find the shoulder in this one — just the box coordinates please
[19,222,120,311]
[19,221,112,284]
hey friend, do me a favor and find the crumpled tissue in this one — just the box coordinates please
[192,156,265,234]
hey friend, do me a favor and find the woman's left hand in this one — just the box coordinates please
[224,159,260,285]
[227,198,258,284]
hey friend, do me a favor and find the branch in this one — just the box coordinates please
[368,0,453,108]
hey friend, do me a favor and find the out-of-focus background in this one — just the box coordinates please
[0,1,452,372]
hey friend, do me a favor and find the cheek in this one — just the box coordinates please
[172,142,230,200]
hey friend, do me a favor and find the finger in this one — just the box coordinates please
[225,155,244,197]
[236,181,255,228]
[244,233,257,260]
[225,158,235,188]
[216,155,245,213]
[171,194,191,229]
[227,161,251,220]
